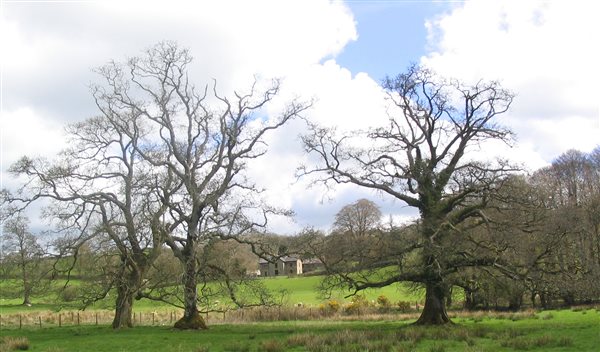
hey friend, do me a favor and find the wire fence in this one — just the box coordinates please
[0,305,425,329]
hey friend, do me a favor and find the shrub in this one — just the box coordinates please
[60,286,79,302]
[327,300,341,312]
[377,295,391,308]
[344,295,369,314]
[396,301,412,312]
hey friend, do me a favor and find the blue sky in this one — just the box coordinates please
[2,0,598,235]
[338,1,451,80]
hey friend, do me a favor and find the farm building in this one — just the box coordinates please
[258,257,324,276]
[258,256,302,276]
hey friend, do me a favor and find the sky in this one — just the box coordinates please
[1,0,599,235]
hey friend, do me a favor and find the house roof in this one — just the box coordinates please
[302,258,323,265]
[258,256,299,264]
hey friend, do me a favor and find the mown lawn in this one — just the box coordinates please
[1,309,598,351]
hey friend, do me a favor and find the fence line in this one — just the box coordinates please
[0,305,426,329]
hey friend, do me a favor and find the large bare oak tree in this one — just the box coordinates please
[301,65,516,324]
[91,42,310,329]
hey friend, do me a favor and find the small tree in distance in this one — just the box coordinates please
[301,65,516,325]
[333,198,381,236]
[1,215,50,306]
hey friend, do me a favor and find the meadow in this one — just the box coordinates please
[0,275,425,316]
[1,308,599,351]
[1,275,599,351]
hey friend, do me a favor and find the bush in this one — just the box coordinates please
[377,295,391,308]
[396,301,412,312]
[327,300,341,312]
[344,295,369,314]
[60,286,79,302]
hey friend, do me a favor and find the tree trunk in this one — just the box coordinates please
[464,287,476,310]
[22,286,31,306]
[112,289,134,328]
[174,255,207,330]
[111,270,141,329]
[414,282,452,325]
[21,259,31,306]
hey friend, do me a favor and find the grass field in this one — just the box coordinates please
[1,308,598,351]
[0,275,430,316]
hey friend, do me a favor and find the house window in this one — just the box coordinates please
[275,269,279,275]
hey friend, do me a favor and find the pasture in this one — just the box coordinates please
[2,275,598,351]
[1,309,598,351]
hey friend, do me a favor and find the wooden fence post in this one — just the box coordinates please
[95,313,98,325]
[59,314,62,327]
[152,312,155,325]
[77,312,80,325]
[38,316,42,328]
[19,315,22,329]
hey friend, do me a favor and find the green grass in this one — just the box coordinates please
[1,275,432,315]
[260,275,425,305]
[1,309,598,351]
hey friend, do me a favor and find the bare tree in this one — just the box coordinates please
[6,104,169,328]
[333,198,382,236]
[1,215,49,306]
[301,65,516,324]
[91,42,310,329]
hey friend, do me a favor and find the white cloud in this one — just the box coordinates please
[246,59,390,233]
[422,0,600,164]
[1,0,368,234]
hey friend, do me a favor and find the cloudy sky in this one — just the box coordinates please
[2,0,598,234]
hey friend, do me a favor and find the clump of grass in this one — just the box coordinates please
[286,333,313,348]
[395,328,425,343]
[470,326,488,338]
[223,341,250,352]
[429,343,447,352]
[500,337,533,350]
[194,347,209,352]
[500,334,571,350]
[259,340,284,352]
[541,312,554,320]
[0,336,30,351]
[556,336,574,347]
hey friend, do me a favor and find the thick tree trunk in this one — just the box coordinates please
[112,289,134,328]
[414,282,452,325]
[174,256,207,330]
[22,287,31,306]
[111,270,141,329]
